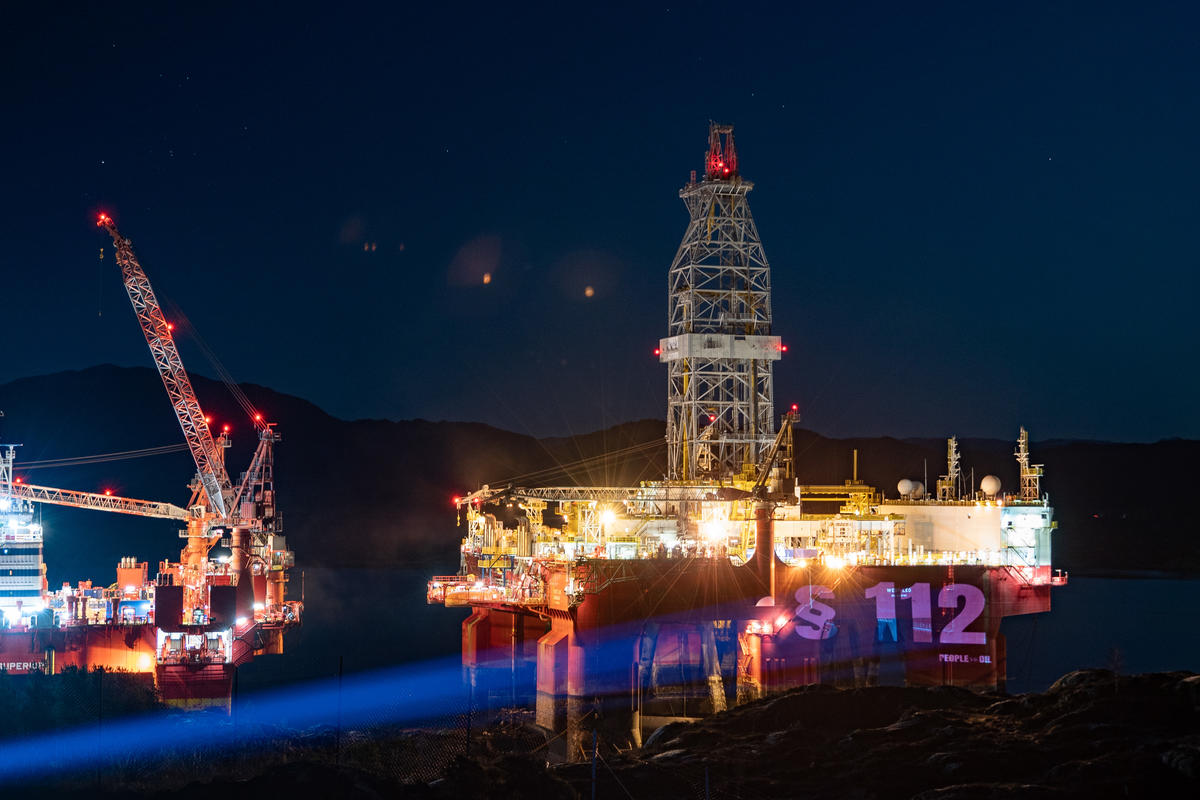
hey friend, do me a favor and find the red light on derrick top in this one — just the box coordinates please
[14,477,22,484]
[790,403,799,413]
[104,489,113,496]
[781,344,788,352]
[165,322,174,332]
[653,347,661,356]
[96,213,110,226]
[704,122,738,180]
[222,424,231,433]
[204,416,212,425]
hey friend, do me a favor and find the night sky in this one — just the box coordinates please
[3,2,1197,442]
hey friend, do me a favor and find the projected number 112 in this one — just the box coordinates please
[864,582,986,645]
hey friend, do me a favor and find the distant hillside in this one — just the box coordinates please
[0,366,665,582]
[1,365,1197,582]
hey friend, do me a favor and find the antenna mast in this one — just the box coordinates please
[1015,427,1044,501]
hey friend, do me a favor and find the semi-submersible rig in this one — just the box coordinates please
[428,123,1067,759]
[0,216,300,709]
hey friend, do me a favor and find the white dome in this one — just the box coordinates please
[897,479,914,497]
[980,475,1002,497]
[912,482,925,499]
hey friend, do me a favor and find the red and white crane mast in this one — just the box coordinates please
[97,214,233,518]
[96,213,290,620]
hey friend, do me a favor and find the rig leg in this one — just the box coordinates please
[701,622,726,713]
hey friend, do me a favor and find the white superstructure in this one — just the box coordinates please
[0,444,46,625]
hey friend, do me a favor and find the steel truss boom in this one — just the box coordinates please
[10,482,190,521]
[462,484,743,505]
[97,214,233,517]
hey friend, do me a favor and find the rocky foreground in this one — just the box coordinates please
[555,669,1200,799]
[29,669,1200,799]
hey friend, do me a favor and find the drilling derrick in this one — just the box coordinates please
[660,123,782,480]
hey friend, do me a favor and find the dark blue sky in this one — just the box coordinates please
[2,2,1197,441]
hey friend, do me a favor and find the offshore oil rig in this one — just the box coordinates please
[0,216,300,708]
[427,123,1066,759]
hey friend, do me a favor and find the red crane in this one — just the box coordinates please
[97,213,233,518]
[96,213,289,619]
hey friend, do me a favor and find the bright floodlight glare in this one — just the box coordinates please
[600,509,617,526]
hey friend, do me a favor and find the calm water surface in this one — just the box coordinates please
[237,569,1200,697]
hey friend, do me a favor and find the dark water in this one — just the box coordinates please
[235,568,1200,697]
[235,565,470,694]
[1002,575,1200,693]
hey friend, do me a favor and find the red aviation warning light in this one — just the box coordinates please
[653,347,661,356]
[96,213,111,226]
[104,489,113,496]
[791,403,799,413]
[705,122,738,180]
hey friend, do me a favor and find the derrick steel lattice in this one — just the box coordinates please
[659,123,781,480]
[98,215,234,517]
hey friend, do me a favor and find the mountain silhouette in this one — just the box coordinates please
[1,365,1196,586]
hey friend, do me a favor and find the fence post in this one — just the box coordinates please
[336,655,344,768]
[96,668,103,791]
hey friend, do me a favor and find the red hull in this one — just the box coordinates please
[459,558,1054,759]
[0,621,288,710]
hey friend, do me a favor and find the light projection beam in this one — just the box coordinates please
[0,655,467,784]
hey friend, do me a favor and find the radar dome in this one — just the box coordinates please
[980,475,1002,497]
[912,482,925,499]
[897,479,914,497]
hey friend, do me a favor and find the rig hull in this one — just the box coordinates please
[0,621,288,709]
[459,557,1050,758]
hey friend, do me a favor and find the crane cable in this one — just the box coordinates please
[497,439,659,483]
[164,301,264,429]
[15,443,189,470]
[493,438,664,485]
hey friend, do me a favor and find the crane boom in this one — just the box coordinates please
[97,214,233,517]
[10,481,190,521]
